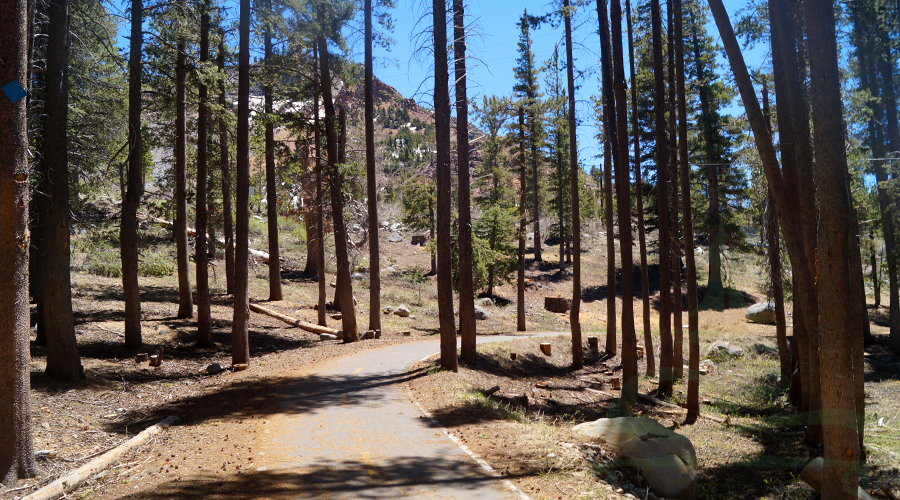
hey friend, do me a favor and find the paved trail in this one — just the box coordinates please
[266,333,564,499]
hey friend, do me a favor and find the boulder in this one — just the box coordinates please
[705,340,745,360]
[573,417,697,500]
[389,222,402,232]
[746,302,777,324]
[385,266,397,274]
[388,233,403,243]
[751,340,779,358]
[477,297,494,307]
[473,305,489,320]
[204,363,224,375]
[382,306,393,314]
[527,232,534,240]
[394,305,411,317]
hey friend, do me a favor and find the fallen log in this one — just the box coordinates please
[140,213,275,265]
[249,303,341,336]
[800,457,875,500]
[22,416,177,500]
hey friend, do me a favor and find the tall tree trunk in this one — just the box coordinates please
[667,0,683,380]
[175,0,194,319]
[433,0,457,370]
[122,0,143,348]
[364,0,381,334]
[597,0,617,357]
[878,49,900,350]
[627,0,655,378]
[195,0,212,346]
[232,0,251,365]
[38,0,83,380]
[711,0,821,443]
[652,0,673,396]
[518,108,527,332]
[314,48,327,327]
[318,35,358,343]
[0,0,37,484]
[531,120,542,262]
[805,0,861,494]
[454,0,476,365]
[674,0,698,416]
[218,28,234,295]
[610,0,638,409]
[692,5,722,298]
[768,194,790,386]
[264,12,282,301]
[768,0,821,442]
[564,0,583,369]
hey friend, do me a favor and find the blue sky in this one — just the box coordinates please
[366,0,765,169]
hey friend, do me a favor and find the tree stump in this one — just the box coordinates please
[411,235,427,246]
[588,337,599,350]
[611,377,622,390]
[510,352,517,360]
[135,353,148,363]
[363,330,375,340]
[540,343,552,356]
[544,297,571,313]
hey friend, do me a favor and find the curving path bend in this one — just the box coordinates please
[262,332,567,499]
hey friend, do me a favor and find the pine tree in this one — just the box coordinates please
[513,10,545,262]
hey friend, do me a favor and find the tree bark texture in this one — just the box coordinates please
[627,0,655,379]
[564,0,584,369]
[232,0,251,365]
[318,36,358,342]
[364,0,381,334]
[597,0,617,357]
[652,0,673,396]
[805,0,861,494]
[218,29,234,295]
[610,0,638,409]
[264,12,282,302]
[709,0,822,441]
[38,0,83,380]
[122,0,143,348]
[314,51,327,327]
[667,0,683,380]
[518,108,527,332]
[454,0,476,365]
[433,0,457,370]
[674,0,699,417]
[195,0,212,346]
[175,0,194,319]
[0,0,38,482]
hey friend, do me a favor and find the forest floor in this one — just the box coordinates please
[2,201,899,500]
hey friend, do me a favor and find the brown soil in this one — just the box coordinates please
[4,211,899,500]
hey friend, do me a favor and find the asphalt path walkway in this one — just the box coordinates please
[266,332,566,500]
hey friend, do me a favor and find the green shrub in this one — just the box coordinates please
[85,251,122,278]
[138,253,175,277]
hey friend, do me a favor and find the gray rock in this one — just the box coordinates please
[351,273,364,280]
[477,297,494,307]
[389,222,402,232]
[388,233,403,243]
[705,340,745,360]
[473,305,489,320]
[527,232,534,240]
[751,340,779,358]
[382,306,394,314]
[746,301,777,324]
[204,363,224,375]
[394,305,411,317]
[574,417,697,500]
[320,333,339,341]
[385,266,397,273]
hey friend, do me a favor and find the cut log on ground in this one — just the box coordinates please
[800,457,875,500]
[22,416,177,500]
[540,343,552,356]
[544,297,571,313]
[249,303,341,336]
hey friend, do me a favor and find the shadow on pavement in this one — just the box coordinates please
[115,456,522,499]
